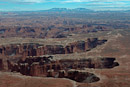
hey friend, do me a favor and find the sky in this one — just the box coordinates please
[0,0,130,11]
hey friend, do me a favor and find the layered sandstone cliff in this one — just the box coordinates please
[0,38,107,57]
[0,38,112,83]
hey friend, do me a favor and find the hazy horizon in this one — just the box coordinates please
[0,0,130,11]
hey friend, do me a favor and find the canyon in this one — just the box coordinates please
[0,10,130,87]
[0,31,129,87]
[0,38,111,83]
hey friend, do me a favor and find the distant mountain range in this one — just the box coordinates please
[1,8,130,13]
[39,8,94,12]
[33,8,130,13]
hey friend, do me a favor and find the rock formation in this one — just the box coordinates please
[0,38,107,58]
[0,38,112,83]
[5,56,118,83]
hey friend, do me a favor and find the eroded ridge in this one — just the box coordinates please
[0,38,107,58]
[5,56,118,83]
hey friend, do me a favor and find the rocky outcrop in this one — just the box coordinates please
[3,56,118,83]
[0,38,107,58]
[65,38,107,53]
[7,56,118,82]
[0,43,42,57]
[36,38,107,55]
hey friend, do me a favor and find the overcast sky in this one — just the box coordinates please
[0,0,130,11]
